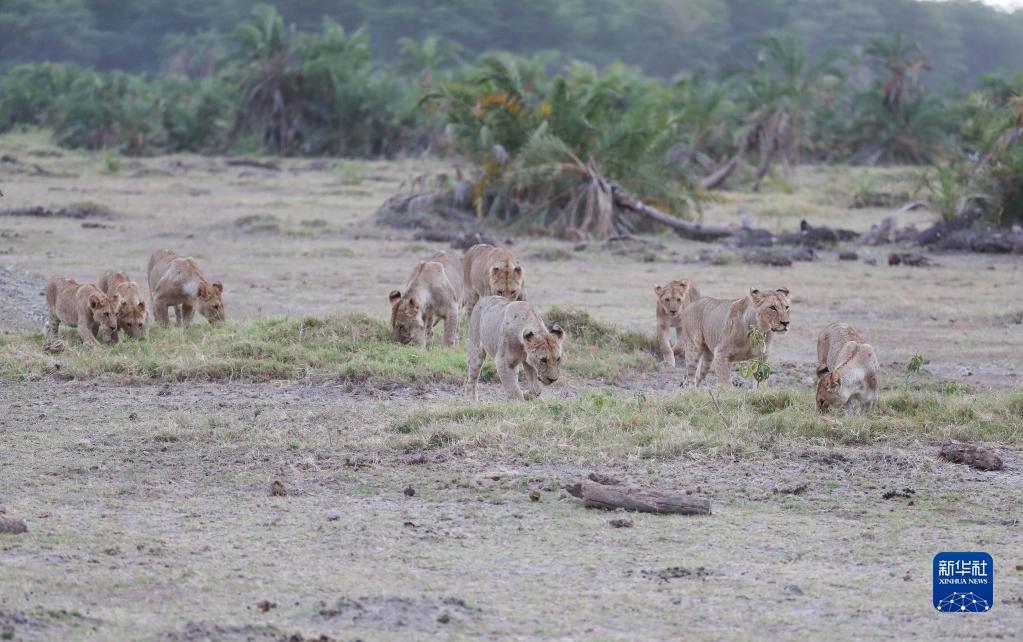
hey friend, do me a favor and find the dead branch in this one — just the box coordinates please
[565,477,711,515]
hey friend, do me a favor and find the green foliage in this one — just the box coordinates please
[906,353,925,374]
[738,326,772,386]
[916,160,969,222]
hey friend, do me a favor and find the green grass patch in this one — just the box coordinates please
[389,387,1023,462]
[0,307,662,385]
[0,314,486,384]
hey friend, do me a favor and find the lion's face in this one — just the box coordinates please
[750,287,791,333]
[815,367,843,413]
[655,279,698,317]
[489,264,524,301]
[389,290,427,347]
[523,325,565,385]
[119,300,147,338]
[89,292,120,335]
[197,281,225,324]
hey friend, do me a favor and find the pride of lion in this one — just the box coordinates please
[44,243,879,413]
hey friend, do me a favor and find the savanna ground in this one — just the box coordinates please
[1,129,1021,640]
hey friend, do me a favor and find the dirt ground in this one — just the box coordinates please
[1,132,1022,640]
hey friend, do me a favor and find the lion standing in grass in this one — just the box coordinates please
[654,278,701,368]
[45,277,121,346]
[462,244,526,315]
[680,287,791,387]
[816,323,879,415]
[147,250,225,328]
[389,251,463,347]
[99,270,148,339]
[464,296,564,401]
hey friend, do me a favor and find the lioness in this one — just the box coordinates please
[147,249,225,327]
[45,277,121,346]
[680,287,791,388]
[389,251,464,347]
[465,296,565,401]
[462,244,526,315]
[816,323,879,415]
[98,270,148,339]
[654,278,701,368]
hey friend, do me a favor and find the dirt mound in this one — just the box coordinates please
[0,266,48,333]
[318,596,475,632]
[0,202,116,220]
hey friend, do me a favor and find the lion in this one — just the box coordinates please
[680,287,791,388]
[462,244,526,315]
[816,323,879,415]
[147,250,225,327]
[99,270,148,339]
[389,251,464,347]
[654,278,702,368]
[45,277,121,346]
[464,296,565,401]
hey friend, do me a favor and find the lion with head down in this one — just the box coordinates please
[679,287,791,388]
[464,296,564,401]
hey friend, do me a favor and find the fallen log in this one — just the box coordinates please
[565,477,711,515]
[939,444,1004,471]
[608,182,734,242]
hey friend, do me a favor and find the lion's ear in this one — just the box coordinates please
[491,266,501,275]
[212,281,224,294]
[549,324,565,340]
[827,372,842,389]
[389,290,402,304]
[513,265,522,274]
[407,296,420,311]
[119,298,129,312]
[197,282,209,298]
[654,285,663,296]
[776,287,789,295]
[522,329,535,342]
[89,293,102,309]
[749,288,763,301]
[816,365,830,378]
[137,300,146,312]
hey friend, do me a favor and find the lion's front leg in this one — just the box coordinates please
[656,319,675,368]
[712,347,732,388]
[441,303,459,347]
[522,363,542,399]
[464,340,486,402]
[495,354,524,401]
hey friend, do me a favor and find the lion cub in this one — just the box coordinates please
[147,249,225,328]
[462,244,526,315]
[45,277,121,346]
[654,278,701,368]
[816,323,879,415]
[389,251,464,347]
[98,270,148,339]
[680,287,791,388]
[465,296,565,401]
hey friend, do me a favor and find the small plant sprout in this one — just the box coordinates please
[738,326,772,387]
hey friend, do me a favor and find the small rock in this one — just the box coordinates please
[437,612,451,624]
[786,584,804,595]
[326,513,340,522]
[104,547,121,556]
[270,480,287,497]
[0,516,28,534]
[529,490,541,502]
[403,485,416,497]
[838,251,858,261]
[609,518,633,528]
[128,412,138,421]
[257,600,276,612]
